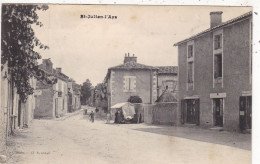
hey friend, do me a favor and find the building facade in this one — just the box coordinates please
[68,80,81,112]
[174,11,252,132]
[1,63,37,154]
[157,66,178,102]
[34,59,69,118]
[105,54,158,111]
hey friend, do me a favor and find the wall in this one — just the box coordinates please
[152,103,178,125]
[143,104,153,123]
[158,75,178,94]
[34,87,54,118]
[53,79,68,117]
[110,69,156,106]
[0,63,8,154]
[177,18,251,131]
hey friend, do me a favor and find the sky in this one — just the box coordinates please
[33,5,251,85]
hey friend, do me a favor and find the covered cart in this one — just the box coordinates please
[111,102,136,123]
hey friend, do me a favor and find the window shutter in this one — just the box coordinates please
[219,34,222,48]
[131,77,136,92]
[214,55,218,78]
[123,76,130,92]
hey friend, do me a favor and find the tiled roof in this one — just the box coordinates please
[174,11,252,46]
[109,61,158,70]
[53,69,69,81]
[157,66,178,74]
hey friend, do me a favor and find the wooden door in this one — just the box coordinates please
[214,98,223,127]
[240,96,252,130]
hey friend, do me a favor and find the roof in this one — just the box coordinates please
[108,61,158,70]
[53,69,69,81]
[174,11,252,46]
[111,102,134,108]
[155,90,178,103]
[157,66,178,74]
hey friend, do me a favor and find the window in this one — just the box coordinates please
[187,41,194,90]
[188,45,193,58]
[123,76,136,92]
[214,54,222,78]
[214,34,222,50]
[188,62,193,83]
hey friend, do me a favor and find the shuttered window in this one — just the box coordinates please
[188,62,193,83]
[214,34,222,50]
[123,76,136,92]
[214,54,222,78]
[188,45,193,58]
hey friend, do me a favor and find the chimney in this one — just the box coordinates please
[210,11,223,28]
[124,53,137,64]
[56,68,62,73]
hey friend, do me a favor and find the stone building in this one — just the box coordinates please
[156,66,178,102]
[67,79,81,112]
[104,54,158,111]
[34,59,69,118]
[174,11,252,132]
[1,63,37,154]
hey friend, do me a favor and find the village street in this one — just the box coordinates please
[6,106,251,164]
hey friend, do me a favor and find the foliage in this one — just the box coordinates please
[80,79,93,105]
[1,4,49,102]
[95,83,107,101]
[128,96,142,103]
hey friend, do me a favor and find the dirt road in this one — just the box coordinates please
[6,107,251,164]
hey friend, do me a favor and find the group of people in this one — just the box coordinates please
[114,110,124,123]
[84,108,125,124]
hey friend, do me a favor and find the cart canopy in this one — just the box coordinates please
[111,102,136,119]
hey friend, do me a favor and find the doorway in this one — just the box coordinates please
[239,96,252,130]
[213,98,223,127]
[181,99,200,125]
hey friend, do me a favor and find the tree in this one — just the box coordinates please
[80,79,92,105]
[128,96,142,103]
[1,4,49,102]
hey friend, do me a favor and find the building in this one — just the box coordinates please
[174,11,252,132]
[104,54,159,111]
[156,66,178,102]
[1,63,38,153]
[67,79,81,112]
[34,59,69,118]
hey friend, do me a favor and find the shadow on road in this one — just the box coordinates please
[132,125,251,151]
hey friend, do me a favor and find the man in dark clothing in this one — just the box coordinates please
[115,111,118,123]
[90,111,95,123]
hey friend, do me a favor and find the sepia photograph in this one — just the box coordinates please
[0,1,258,164]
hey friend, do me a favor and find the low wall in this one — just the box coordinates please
[152,103,177,125]
[143,104,153,123]
[143,103,178,125]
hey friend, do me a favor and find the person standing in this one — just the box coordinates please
[90,111,95,123]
